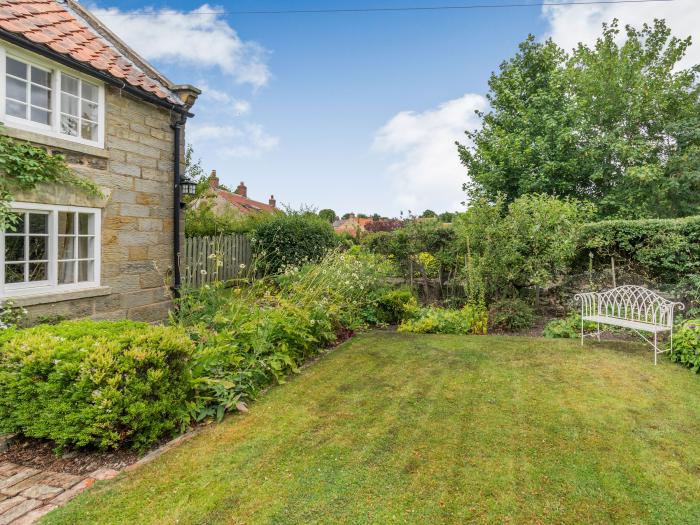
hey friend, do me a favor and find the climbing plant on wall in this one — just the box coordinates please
[0,129,100,229]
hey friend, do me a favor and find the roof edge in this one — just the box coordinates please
[65,0,186,102]
[0,27,194,116]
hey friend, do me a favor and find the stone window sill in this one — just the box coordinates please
[5,286,112,307]
[0,125,108,158]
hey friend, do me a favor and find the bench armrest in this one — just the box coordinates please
[574,292,598,317]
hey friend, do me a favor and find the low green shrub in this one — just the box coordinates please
[373,288,419,325]
[543,313,597,338]
[669,320,700,372]
[185,296,322,423]
[488,298,536,331]
[398,304,488,335]
[0,320,194,451]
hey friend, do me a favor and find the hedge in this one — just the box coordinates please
[251,214,338,274]
[578,216,700,283]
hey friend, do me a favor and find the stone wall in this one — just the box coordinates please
[9,85,186,323]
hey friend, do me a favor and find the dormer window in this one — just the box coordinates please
[1,45,104,147]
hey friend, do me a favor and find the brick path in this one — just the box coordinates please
[0,462,118,524]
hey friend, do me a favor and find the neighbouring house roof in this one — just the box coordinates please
[194,171,278,216]
[217,190,278,215]
[334,216,373,237]
[0,0,188,106]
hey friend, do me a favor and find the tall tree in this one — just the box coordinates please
[459,20,700,219]
[318,208,337,223]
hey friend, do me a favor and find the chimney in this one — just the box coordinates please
[234,181,247,198]
[209,170,219,189]
[269,195,276,208]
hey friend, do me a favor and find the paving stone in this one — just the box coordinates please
[89,468,119,481]
[20,484,63,501]
[0,464,21,478]
[0,497,40,525]
[0,496,25,515]
[0,469,40,491]
[0,473,46,497]
[48,479,92,506]
[40,472,82,490]
[10,503,57,525]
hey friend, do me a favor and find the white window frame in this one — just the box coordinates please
[0,202,102,299]
[0,43,105,148]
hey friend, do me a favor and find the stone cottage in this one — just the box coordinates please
[0,0,199,322]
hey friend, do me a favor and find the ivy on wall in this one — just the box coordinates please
[0,128,101,229]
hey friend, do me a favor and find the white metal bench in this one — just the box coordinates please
[574,285,684,365]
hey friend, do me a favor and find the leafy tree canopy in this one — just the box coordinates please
[318,208,337,223]
[459,19,700,219]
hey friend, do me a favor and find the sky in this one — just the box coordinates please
[87,0,700,217]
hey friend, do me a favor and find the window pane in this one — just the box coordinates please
[60,114,78,136]
[61,93,78,116]
[4,263,24,284]
[78,236,93,258]
[82,82,98,102]
[81,100,98,122]
[28,213,48,234]
[58,236,75,260]
[6,99,26,119]
[6,213,24,234]
[4,236,24,261]
[58,212,74,235]
[30,107,51,125]
[58,261,75,284]
[78,213,93,235]
[6,57,26,79]
[7,76,27,102]
[28,262,47,282]
[31,85,50,109]
[78,260,93,282]
[81,121,97,141]
[30,67,51,87]
[61,74,79,95]
[28,236,47,261]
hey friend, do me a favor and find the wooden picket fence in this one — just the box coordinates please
[182,234,252,288]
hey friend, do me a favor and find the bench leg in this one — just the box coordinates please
[580,315,584,346]
[596,321,601,342]
[654,332,658,366]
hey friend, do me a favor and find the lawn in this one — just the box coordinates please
[43,332,700,524]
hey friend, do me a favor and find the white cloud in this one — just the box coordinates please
[195,80,251,116]
[188,123,279,158]
[373,94,487,213]
[542,0,700,68]
[92,4,271,87]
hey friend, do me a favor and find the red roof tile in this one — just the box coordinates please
[218,189,278,215]
[0,0,184,105]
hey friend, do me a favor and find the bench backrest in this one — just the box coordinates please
[582,285,681,328]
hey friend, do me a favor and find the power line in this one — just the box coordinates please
[94,0,676,17]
